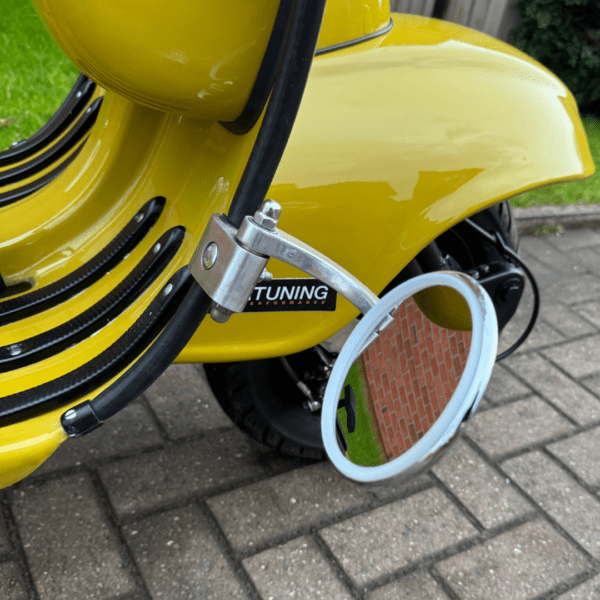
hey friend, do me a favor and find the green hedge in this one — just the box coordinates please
[510,0,600,116]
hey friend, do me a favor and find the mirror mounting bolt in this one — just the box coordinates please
[253,199,281,230]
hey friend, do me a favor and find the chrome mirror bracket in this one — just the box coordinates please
[189,200,379,322]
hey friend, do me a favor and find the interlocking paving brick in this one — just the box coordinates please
[574,301,600,330]
[505,354,600,425]
[243,536,352,600]
[124,505,247,600]
[369,572,449,599]
[0,562,28,600]
[500,316,564,354]
[544,229,600,252]
[207,461,368,552]
[0,511,11,555]
[542,335,600,379]
[467,396,574,457]
[569,249,600,278]
[99,429,270,517]
[519,237,579,275]
[483,363,530,405]
[557,574,600,599]
[503,451,600,558]
[12,475,134,600]
[547,275,600,306]
[319,487,478,587]
[540,302,598,339]
[435,519,589,600]
[145,364,233,440]
[548,427,600,487]
[36,400,163,475]
[582,373,600,397]
[370,473,431,501]
[432,440,532,529]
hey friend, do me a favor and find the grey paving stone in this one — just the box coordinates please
[467,396,574,457]
[519,237,579,275]
[145,364,233,440]
[544,229,600,252]
[435,519,589,600]
[483,363,530,405]
[500,315,565,355]
[547,275,600,306]
[370,473,432,501]
[548,427,600,487]
[99,429,270,517]
[542,335,600,379]
[503,451,600,559]
[505,354,600,425]
[557,574,600,599]
[243,536,352,600]
[0,562,28,600]
[569,249,600,278]
[369,572,449,600]
[540,302,598,339]
[207,461,368,552]
[432,440,532,529]
[319,487,478,587]
[582,373,600,397]
[12,474,134,600]
[36,399,163,475]
[574,301,600,330]
[124,505,248,600]
[0,511,11,555]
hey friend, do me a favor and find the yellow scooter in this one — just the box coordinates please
[0,0,593,488]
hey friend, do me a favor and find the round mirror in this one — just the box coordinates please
[321,272,498,487]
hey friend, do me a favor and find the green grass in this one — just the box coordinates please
[510,115,600,207]
[337,360,387,467]
[0,0,79,151]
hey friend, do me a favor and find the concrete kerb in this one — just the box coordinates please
[513,204,600,234]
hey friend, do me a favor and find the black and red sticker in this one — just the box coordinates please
[243,279,337,312]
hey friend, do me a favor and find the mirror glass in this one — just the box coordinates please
[334,286,472,467]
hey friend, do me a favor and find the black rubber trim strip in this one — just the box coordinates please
[0,143,85,208]
[314,19,393,56]
[0,227,185,373]
[0,196,165,326]
[220,0,293,135]
[227,0,327,228]
[0,74,96,167]
[0,97,103,187]
[0,267,194,427]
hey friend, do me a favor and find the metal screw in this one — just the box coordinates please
[253,199,281,230]
[202,242,219,270]
[163,283,173,296]
[64,409,77,421]
[8,344,22,356]
[303,399,322,413]
[152,243,161,254]
[135,212,144,223]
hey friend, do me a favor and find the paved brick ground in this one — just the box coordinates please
[2,228,600,599]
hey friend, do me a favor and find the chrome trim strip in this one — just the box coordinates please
[315,18,393,56]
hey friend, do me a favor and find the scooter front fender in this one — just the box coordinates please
[181,13,594,362]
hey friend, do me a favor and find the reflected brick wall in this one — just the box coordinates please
[361,297,471,460]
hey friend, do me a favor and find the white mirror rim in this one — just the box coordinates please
[321,271,498,485]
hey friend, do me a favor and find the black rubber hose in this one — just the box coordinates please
[65,0,327,434]
[227,0,327,228]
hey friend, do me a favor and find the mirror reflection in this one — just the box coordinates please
[336,287,472,467]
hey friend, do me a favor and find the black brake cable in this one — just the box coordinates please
[464,218,540,362]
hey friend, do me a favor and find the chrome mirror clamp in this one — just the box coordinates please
[189,200,379,322]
